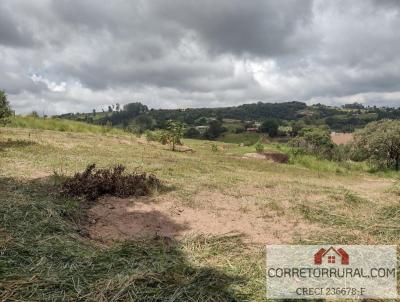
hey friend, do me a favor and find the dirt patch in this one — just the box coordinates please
[242,152,288,163]
[86,192,317,244]
[243,153,266,159]
[331,132,353,145]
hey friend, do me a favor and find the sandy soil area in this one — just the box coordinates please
[87,192,316,244]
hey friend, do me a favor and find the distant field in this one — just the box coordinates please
[0,126,398,301]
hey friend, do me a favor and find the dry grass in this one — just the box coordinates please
[0,126,399,301]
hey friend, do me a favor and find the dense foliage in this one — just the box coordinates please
[290,128,335,159]
[260,118,279,137]
[0,90,11,123]
[353,120,400,170]
[59,100,400,134]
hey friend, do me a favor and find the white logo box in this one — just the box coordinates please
[266,245,397,300]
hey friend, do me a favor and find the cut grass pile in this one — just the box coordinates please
[60,163,161,201]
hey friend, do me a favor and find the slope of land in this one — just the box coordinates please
[0,126,399,301]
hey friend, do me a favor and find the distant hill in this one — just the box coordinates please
[58,101,400,133]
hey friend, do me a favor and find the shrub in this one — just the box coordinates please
[254,140,264,153]
[145,130,159,142]
[211,144,218,152]
[0,90,11,124]
[184,127,201,139]
[352,120,400,170]
[61,164,161,201]
[289,127,335,159]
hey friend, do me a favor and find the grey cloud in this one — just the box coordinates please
[1,0,400,114]
[0,4,35,47]
[150,0,315,57]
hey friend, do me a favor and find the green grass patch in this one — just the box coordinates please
[218,132,262,145]
[7,116,124,134]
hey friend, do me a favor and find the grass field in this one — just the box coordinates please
[7,116,124,134]
[218,132,262,145]
[1,125,399,301]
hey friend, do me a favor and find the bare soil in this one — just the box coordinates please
[87,192,317,244]
[330,132,354,145]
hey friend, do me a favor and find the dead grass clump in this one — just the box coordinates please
[61,164,160,201]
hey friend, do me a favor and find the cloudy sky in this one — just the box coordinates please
[1,0,400,115]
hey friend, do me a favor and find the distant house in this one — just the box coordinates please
[195,125,209,134]
[246,127,258,132]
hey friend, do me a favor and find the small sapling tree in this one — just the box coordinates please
[166,120,184,151]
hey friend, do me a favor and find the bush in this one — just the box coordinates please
[289,127,335,159]
[254,140,264,153]
[352,120,400,170]
[184,127,201,139]
[61,164,161,201]
[145,130,159,142]
[0,90,11,124]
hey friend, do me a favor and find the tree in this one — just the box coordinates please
[203,120,226,140]
[108,105,113,113]
[260,118,279,137]
[353,120,400,170]
[92,109,96,117]
[124,102,148,117]
[290,120,306,137]
[184,127,201,139]
[165,120,184,151]
[0,90,11,124]
[30,111,39,118]
[135,114,154,133]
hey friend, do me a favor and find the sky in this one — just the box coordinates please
[1,0,400,115]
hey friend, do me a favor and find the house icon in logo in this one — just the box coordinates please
[314,247,349,265]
